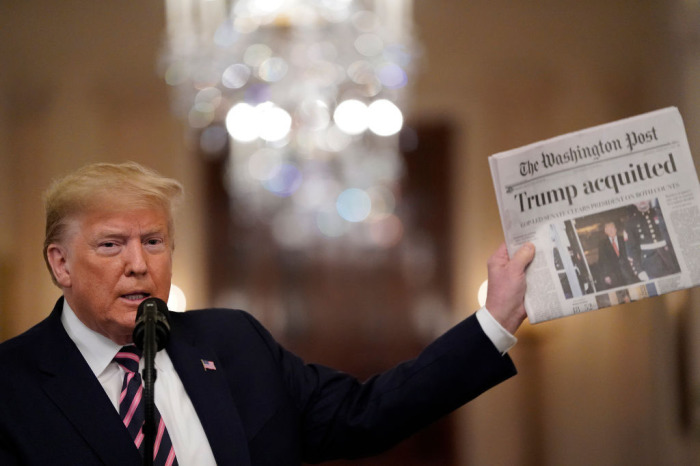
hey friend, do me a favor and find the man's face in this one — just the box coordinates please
[636,201,650,212]
[604,223,617,237]
[47,206,173,345]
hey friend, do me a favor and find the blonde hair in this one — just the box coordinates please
[43,162,184,285]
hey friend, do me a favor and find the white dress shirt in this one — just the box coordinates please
[475,306,518,354]
[60,301,217,466]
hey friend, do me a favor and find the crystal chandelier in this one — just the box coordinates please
[162,0,417,251]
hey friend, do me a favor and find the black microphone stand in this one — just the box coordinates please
[141,306,158,466]
[134,298,171,466]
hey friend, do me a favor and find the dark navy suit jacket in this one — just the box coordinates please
[0,298,516,465]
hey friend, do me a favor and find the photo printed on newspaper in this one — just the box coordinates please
[489,107,700,323]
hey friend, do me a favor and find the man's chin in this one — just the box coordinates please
[110,318,137,346]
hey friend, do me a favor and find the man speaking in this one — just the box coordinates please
[0,162,534,465]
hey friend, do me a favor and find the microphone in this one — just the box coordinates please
[132,297,171,466]
[133,297,171,351]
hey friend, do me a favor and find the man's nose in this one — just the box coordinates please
[124,242,148,275]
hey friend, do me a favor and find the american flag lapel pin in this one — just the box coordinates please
[201,359,217,371]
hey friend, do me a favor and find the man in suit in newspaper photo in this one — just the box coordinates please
[597,221,637,290]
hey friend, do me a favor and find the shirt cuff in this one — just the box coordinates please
[475,306,517,354]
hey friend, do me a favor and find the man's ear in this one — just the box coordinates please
[46,244,72,288]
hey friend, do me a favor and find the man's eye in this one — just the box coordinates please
[96,241,120,254]
[145,238,166,249]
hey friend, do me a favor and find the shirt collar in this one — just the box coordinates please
[60,299,121,377]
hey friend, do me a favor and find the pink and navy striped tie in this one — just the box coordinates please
[114,345,178,466]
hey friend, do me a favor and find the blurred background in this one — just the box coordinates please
[3,0,700,464]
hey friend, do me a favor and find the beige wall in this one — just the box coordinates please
[410,1,700,465]
[0,0,207,337]
[2,0,700,464]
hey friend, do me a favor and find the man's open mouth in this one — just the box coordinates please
[122,293,150,301]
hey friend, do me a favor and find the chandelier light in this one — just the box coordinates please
[162,0,417,251]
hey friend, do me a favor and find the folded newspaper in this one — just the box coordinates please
[489,107,700,323]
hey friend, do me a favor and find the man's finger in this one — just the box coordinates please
[510,242,535,269]
[489,242,509,266]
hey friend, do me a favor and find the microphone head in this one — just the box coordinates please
[133,297,171,351]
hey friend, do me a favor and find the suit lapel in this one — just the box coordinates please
[166,323,252,466]
[38,301,141,465]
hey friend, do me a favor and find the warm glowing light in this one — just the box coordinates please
[226,102,291,142]
[333,99,368,135]
[168,284,187,312]
[226,102,258,142]
[477,280,488,308]
[164,0,417,248]
[258,104,292,142]
[368,99,403,136]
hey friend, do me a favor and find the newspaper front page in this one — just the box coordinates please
[489,107,700,323]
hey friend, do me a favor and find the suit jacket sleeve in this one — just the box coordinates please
[213,310,517,462]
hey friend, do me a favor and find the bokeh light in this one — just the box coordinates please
[355,33,384,57]
[199,125,229,155]
[336,188,372,222]
[366,185,396,220]
[225,102,291,142]
[258,57,288,82]
[213,20,237,47]
[258,104,292,142]
[248,147,282,180]
[297,99,331,131]
[478,280,489,307]
[368,214,404,248]
[226,102,258,142]
[368,99,403,136]
[164,0,418,249]
[333,99,368,135]
[168,284,187,313]
[222,64,251,89]
[263,163,303,197]
[377,62,408,89]
[244,43,273,67]
[316,209,349,237]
